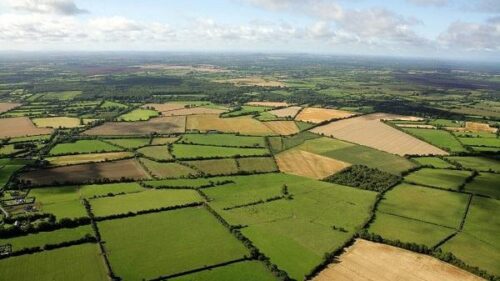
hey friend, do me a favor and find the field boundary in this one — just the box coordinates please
[149,258,249,281]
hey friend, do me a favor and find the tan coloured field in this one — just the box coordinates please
[275,149,350,179]
[465,122,497,133]
[311,113,448,156]
[295,107,356,123]
[0,117,53,138]
[268,106,302,118]
[0,102,21,113]
[186,114,275,135]
[32,117,81,128]
[19,159,150,186]
[161,107,225,116]
[214,77,285,87]
[313,239,484,281]
[83,116,185,136]
[246,101,289,107]
[46,152,134,166]
[263,121,299,135]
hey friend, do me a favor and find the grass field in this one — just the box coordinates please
[0,225,93,251]
[116,108,159,121]
[184,158,239,176]
[404,168,472,190]
[104,137,150,148]
[32,117,82,128]
[46,151,134,166]
[172,144,269,159]
[142,178,215,188]
[151,136,178,145]
[170,261,278,281]
[222,105,270,117]
[100,100,128,109]
[412,157,455,168]
[237,157,278,173]
[458,136,500,147]
[402,128,466,153]
[49,140,122,155]
[140,158,199,178]
[0,244,108,281]
[0,160,30,187]
[98,207,249,280]
[378,183,469,228]
[463,173,500,198]
[446,156,500,172]
[179,133,266,147]
[268,131,321,153]
[137,145,172,160]
[89,189,202,217]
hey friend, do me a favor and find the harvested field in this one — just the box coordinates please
[295,107,355,123]
[83,116,185,136]
[263,121,299,135]
[32,117,81,128]
[46,152,134,166]
[246,101,289,107]
[268,106,302,118]
[19,159,150,186]
[311,113,448,156]
[276,149,351,179]
[0,102,21,113]
[465,121,497,133]
[0,117,53,138]
[186,114,274,135]
[162,106,225,116]
[313,239,484,281]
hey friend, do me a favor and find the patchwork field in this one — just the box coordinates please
[412,157,455,168]
[402,128,466,153]
[276,149,350,179]
[311,114,448,156]
[263,121,299,135]
[246,101,289,107]
[295,107,355,123]
[172,144,269,159]
[46,151,134,165]
[170,261,278,281]
[186,114,274,135]
[140,158,199,178]
[83,116,186,135]
[137,145,172,160]
[32,117,81,128]
[49,140,122,155]
[179,133,266,147]
[463,173,500,198]
[237,157,278,173]
[313,239,484,281]
[184,158,239,175]
[142,102,189,112]
[0,117,53,138]
[446,156,500,172]
[19,159,150,186]
[104,137,151,149]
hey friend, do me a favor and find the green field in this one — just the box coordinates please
[170,261,278,281]
[49,140,122,155]
[412,157,455,168]
[0,161,27,188]
[237,157,278,173]
[402,128,466,153]
[98,208,250,280]
[140,158,199,178]
[142,178,215,188]
[446,156,500,172]
[172,144,269,159]
[89,189,202,217]
[180,133,266,147]
[458,136,500,148]
[0,243,108,281]
[31,91,82,101]
[116,108,159,121]
[137,145,173,160]
[0,225,93,251]
[268,131,320,153]
[104,138,150,149]
[222,105,270,117]
[184,158,239,176]
[463,173,500,198]
[378,183,469,228]
[404,168,472,190]
[100,100,128,109]
[428,119,462,127]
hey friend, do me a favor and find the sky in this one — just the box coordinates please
[0,0,498,60]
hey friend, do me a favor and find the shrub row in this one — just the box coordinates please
[94,202,204,222]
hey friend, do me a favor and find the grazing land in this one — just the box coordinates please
[49,140,122,155]
[162,106,226,116]
[0,117,53,138]
[46,151,134,165]
[446,156,500,172]
[104,137,151,148]
[295,107,355,123]
[404,168,472,190]
[116,108,159,121]
[137,145,172,160]
[140,158,199,178]
[184,158,239,175]
[463,173,500,198]
[412,157,455,168]
[172,144,269,159]
[246,101,289,107]
[170,261,278,281]
[402,128,466,153]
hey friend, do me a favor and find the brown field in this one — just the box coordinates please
[161,107,225,116]
[311,113,448,156]
[0,102,21,113]
[186,114,275,135]
[246,101,289,107]
[214,77,285,87]
[313,239,484,281]
[263,121,299,135]
[19,159,150,186]
[83,116,185,136]
[295,107,356,123]
[46,152,134,166]
[142,103,189,112]
[32,117,81,128]
[0,117,53,138]
[268,106,302,118]
[275,149,350,179]
[465,122,497,133]
[396,124,436,129]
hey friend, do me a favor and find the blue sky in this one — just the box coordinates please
[0,0,498,60]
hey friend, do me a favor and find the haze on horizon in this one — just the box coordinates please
[0,0,498,61]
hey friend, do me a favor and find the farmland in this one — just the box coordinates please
[49,140,122,155]
[403,168,472,190]
[295,107,355,123]
[116,108,159,121]
[186,114,275,135]
[402,128,466,153]
[32,117,82,128]
[46,151,134,165]
[179,133,266,147]
[172,144,269,159]
[84,116,186,135]
[0,117,53,138]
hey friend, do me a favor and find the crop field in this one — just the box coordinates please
[162,106,226,116]
[98,208,250,280]
[186,114,275,135]
[179,133,266,147]
[222,105,270,117]
[412,156,455,168]
[246,101,289,107]
[402,128,466,153]
[237,157,278,173]
[263,121,299,135]
[0,102,21,113]
[463,173,500,198]
[46,151,134,165]
[295,107,355,123]
[276,149,350,179]
[83,116,186,135]
[404,168,472,190]
[49,140,122,155]
[116,108,159,121]
[215,76,285,87]
[103,137,151,148]
[464,121,498,133]
[184,158,239,175]
[311,114,448,156]
[313,239,484,281]
[32,117,82,128]
[19,159,150,186]
[0,244,108,281]
[446,156,500,172]
[267,106,302,118]
[171,144,269,159]
[137,145,172,160]
[140,158,199,178]
[89,189,202,217]
[0,117,53,138]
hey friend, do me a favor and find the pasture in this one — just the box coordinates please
[179,133,266,147]
[32,117,81,128]
[140,158,199,178]
[98,208,249,280]
[104,137,150,148]
[49,140,122,155]
[404,168,472,190]
[446,156,500,172]
[184,158,239,176]
[186,114,275,135]
[116,108,159,121]
[295,107,355,123]
[31,91,82,101]
[463,173,500,198]
[83,116,186,135]
[162,106,226,116]
[246,101,289,107]
[402,128,466,153]
[137,145,172,160]
[0,117,53,138]
[172,144,269,159]
[142,178,215,188]
[46,152,134,166]
[170,261,278,281]
[237,157,278,173]
[412,157,455,168]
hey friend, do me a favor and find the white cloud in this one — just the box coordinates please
[406,0,448,7]
[5,0,88,15]
[438,17,500,51]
